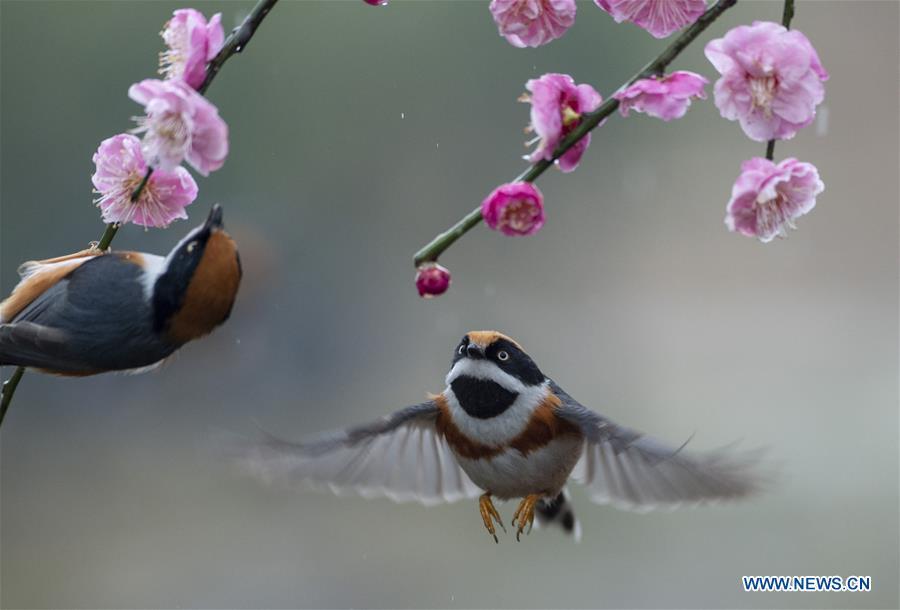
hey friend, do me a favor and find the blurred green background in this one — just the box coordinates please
[1,1,897,608]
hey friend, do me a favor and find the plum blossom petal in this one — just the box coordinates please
[92,134,198,228]
[614,71,708,121]
[128,78,229,176]
[481,182,545,236]
[725,157,824,242]
[160,9,224,90]
[415,263,451,298]
[490,0,577,48]
[594,0,707,39]
[705,21,828,142]
[524,73,602,173]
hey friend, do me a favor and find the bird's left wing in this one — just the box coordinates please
[228,400,482,506]
[551,381,765,512]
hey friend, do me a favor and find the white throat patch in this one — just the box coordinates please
[445,358,527,394]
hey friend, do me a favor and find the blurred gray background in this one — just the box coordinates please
[1,1,897,608]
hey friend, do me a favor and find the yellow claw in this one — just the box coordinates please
[511,494,541,541]
[478,493,505,543]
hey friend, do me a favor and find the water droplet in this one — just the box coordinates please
[400,112,405,119]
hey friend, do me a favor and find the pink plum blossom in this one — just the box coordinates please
[489,0,577,48]
[614,71,708,121]
[481,182,545,236]
[92,134,198,228]
[159,8,224,90]
[524,73,602,173]
[594,0,707,39]
[416,263,451,298]
[705,21,828,142]
[725,157,824,242]
[128,78,229,176]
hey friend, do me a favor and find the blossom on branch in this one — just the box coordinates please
[92,134,198,228]
[614,71,708,121]
[128,78,229,176]
[705,21,828,142]
[416,263,451,298]
[594,0,707,39]
[159,8,224,90]
[725,157,824,243]
[490,0,576,48]
[523,73,602,173]
[482,182,545,236]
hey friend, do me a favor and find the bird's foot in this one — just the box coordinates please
[478,493,505,543]
[511,494,540,541]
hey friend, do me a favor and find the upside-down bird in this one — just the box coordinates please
[0,205,240,376]
[232,331,764,542]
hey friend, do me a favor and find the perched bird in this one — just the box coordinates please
[232,331,764,542]
[0,205,241,376]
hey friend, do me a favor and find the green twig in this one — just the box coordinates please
[413,0,739,267]
[765,0,795,160]
[0,367,24,427]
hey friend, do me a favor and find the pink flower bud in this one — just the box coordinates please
[416,263,451,298]
[363,0,388,5]
[481,182,545,237]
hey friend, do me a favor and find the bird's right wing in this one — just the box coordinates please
[227,400,482,506]
[551,381,766,512]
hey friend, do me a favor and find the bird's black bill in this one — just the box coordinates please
[205,204,224,229]
[466,344,484,359]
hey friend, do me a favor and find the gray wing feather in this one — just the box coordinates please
[229,401,481,505]
[0,321,79,370]
[551,381,765,511]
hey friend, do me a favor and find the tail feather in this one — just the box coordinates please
[535,489,581,542]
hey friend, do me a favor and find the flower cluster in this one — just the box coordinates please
[706,21,828,241]
[488,0,707,48]
[92,8,227,229]
[427,5,830,296]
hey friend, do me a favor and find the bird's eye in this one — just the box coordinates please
[186,240,198,253]
[458,344,465,355]
[497,350,509,361]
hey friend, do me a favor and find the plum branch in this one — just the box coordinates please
[413,0,739,268]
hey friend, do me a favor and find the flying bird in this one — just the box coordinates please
[0,205,241,376]
[233,331,764,542]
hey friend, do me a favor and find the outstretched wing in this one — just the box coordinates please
[229,401,482,506]
[551,381,765,512]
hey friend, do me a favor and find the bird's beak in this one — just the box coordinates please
[204,204,224,230]
[466,344,485,359]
